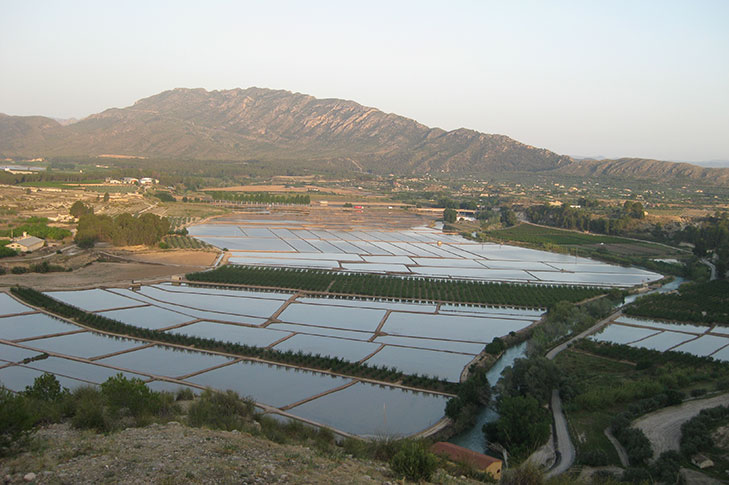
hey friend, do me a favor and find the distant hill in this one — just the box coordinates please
[1,87,728,183]
[560,157,729,185]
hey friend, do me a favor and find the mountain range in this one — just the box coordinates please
[1,87,728,184]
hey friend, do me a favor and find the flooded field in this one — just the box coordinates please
[0,285,541,437]
[189,219,662,287]
[591,316,729,360]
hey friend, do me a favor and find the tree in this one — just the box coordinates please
[501,207,518,227]
[443,208,457,223]
[69,201,93,218]
[485,395,550,459]
[103,192,110,202]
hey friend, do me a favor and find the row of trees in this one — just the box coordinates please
[186,265,605,307]
[75,212,170,248]
[525,201,644,235]
[675,211,729,278]
[206,191,311,205]
[10,287,457,395]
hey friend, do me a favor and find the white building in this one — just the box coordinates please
[7,233,44,252]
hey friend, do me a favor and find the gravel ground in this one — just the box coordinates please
[633,393,729,459]
[1,423,476,485]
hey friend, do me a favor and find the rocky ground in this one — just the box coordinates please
[1,423,478,485]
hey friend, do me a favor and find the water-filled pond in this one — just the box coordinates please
[24,356,147,383]
[363,346,474,382]
[186,360,352,408]
[97,345,232,378]
[0,293,34,315]
[590,324,660,345]
[381,312,532,343]
[373,335,484,355]
[287,381,449,438]
[672,335,729,357]
[628,331,695,352]
[0,365,90,392]
[614,316,709,335]
[272,334,380,362]
[22,332,145,359]
[266,322,372,341]
[0,342,43,363]
[0,313,80,341]
[278,303,385,332]
[98,306,197,330]
[46,289,142,312]
[168,321,290,348]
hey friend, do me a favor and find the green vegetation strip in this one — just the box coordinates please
[486,223,630,246]
[10,287,457,395]
[186,266,605,307]
[206,191,310,205]
[625,280,729,324]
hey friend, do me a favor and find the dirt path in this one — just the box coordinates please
[633,393,729,459]
[544,312,620,477]
[545,388,575,478]
[603,427,630,466]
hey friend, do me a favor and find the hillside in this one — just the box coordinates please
[561,157,729,185]
[0,87,571,175]
[2,422,475,484]
[1,87,728,183]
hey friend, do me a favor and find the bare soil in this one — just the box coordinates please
[633,393,729,459]
[109,249,219,266]
[0,262,203,290]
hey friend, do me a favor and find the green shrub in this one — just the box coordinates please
[500,463,543,485]
[0,389,33,456]
[176,387,195,401]
[11,266,28,274]
[579,448,609,466]
[101,374,161,418]
[70,386,110,431]
[187,389,254,431]
[24,372,64,402]
[389,441,438,482]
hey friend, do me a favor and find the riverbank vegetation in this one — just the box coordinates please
[186,265,605,307]
[9,287,457,395]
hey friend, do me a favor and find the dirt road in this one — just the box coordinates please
[633,393,729,459]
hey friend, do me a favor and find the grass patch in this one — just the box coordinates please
[486,223,629,246]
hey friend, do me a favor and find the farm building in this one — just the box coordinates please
[7,234,44,252]
[430,442,502,480]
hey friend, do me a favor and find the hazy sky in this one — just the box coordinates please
[1,0,728,162]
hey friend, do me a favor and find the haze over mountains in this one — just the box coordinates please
[1,87,727,184]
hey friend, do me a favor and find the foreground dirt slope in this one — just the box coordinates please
[1,423,475,484]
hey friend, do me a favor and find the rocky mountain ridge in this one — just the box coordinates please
[1,87,727,183]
